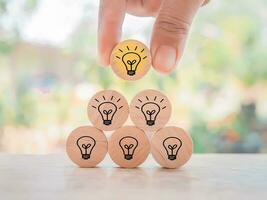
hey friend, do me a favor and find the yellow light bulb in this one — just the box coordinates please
[122,52,141,76]
[110,40,151,81]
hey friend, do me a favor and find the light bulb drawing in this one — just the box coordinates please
[76,136,96,160]
[163,137,182,160]
[98,102,117,125]
[115,45,147,76]
[141,102,160,126]
[91,95,124,126]
[119,136,138,160]
[135,96,167,126]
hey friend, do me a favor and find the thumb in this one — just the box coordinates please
[151,0,204,73]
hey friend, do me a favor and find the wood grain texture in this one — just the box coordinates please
[1,154,267,200]
[151,126,193,168]
[108,126,150,168]
[66,126,108,167]
[130,89,172,132]
[87,90,129,131]
[110,40,151,81]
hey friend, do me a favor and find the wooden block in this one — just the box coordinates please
[129,89,172,132]
[151,126,193,169]
[108,126,150,168]
[66,126,108,167]
[110,39,151,81]
[87,90,129,131]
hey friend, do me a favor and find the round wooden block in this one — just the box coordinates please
[87,90,129,131]
[108,126,150,168]
[151,126,193,169]
[110,39,151,81]
[130,89,172,132]
[66,126,108,167]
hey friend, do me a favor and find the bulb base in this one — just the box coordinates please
[146,120,155,126]
[103,120,112,125]
[168,155,177,160]
[124,154,133,160]
[82,154,91,160]
[127,70,136,76]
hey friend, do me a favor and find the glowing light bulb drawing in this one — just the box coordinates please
[135,96,166,126]
[76,136,96,160]
[163,137,182,160]
[91,95,124,126]
[119,136,138,160]
[116,46,147,76]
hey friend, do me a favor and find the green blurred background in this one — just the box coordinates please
[0,0,267,154]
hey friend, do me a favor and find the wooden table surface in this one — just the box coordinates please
[0,154,266,200]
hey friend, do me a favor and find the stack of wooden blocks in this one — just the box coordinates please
[66,40,193,169]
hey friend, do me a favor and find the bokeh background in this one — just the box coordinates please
[0,0,267,154]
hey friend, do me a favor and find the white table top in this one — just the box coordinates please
[0,154,266,200]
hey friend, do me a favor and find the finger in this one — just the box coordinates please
[98,0,126,66]
[151,0,205,74]
[126,0,162,17]
[126,0,207,17]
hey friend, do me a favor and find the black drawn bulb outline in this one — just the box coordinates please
[76,136,96,160]
[141,102,161,126]
[97,102,118,126]
[163,137,182,160]
[119,136,139,160]
[122,52,141,76]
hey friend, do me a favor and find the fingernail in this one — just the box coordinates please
[153,46,177,73]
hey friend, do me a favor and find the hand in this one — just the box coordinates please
[98,0,208,74]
